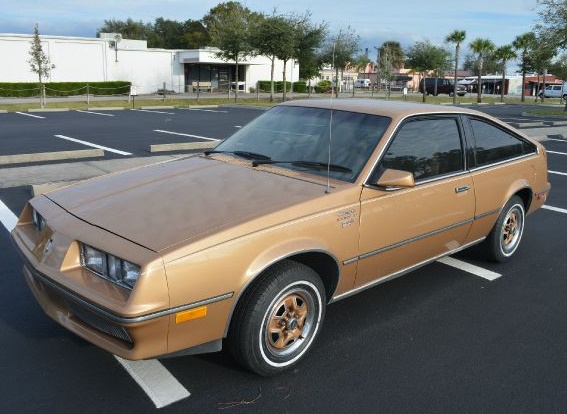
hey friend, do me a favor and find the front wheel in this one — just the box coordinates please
[227,260,326,376]
[485,195,525,262]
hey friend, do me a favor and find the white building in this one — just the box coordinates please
[0,32,297,94]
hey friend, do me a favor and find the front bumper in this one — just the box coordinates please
[22,260,171,359]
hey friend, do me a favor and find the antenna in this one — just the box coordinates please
[326,32,340,194]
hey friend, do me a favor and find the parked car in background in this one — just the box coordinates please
[419,77,467,96]
[539,82,567,99]
[12,99,550,376]
[354,78,372,89]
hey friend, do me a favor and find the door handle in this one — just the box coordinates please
[455,185,471,193]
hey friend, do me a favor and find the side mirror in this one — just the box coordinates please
[375,168,415,189]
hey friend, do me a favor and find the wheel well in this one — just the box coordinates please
[226,252,340,337]
[289,252,340,303]
[514,187,533,211]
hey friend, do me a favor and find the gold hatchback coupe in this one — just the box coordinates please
[12,99,550,376]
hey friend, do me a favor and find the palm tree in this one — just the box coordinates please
[445,30,466,104]
[513,32,536,102]
[469,38,495,103]
[493,45,516,103]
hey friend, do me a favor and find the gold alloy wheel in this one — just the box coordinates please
[265,288,313,356]
[501,203,524,255]
[503,211,519,246]
[228,260,325,375]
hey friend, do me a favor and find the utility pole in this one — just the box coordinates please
[374,46,381,91]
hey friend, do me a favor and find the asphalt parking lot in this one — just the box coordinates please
[1,104,567,413]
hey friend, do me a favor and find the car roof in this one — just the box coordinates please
[278,98,485,120]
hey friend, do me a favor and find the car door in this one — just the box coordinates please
[462,115,540,243]
[353,115,475,289]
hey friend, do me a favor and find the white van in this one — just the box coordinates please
[539,82,567,99]
[354,78,372,89]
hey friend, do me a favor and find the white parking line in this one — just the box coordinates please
[186,108,228,113]
[0,200,190,408]
[437,256,502,281]
[0,199,18,232]
[549,170,567,176]
[547,150,567,156]
[16,112,45,119]
[132,109,176,115]
[76,110,114,117]
[115,357,190,409]
[154,129,220,141]
[543,205,567,214]
[54,134,132,155]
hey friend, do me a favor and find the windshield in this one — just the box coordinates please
[211,105,391,182]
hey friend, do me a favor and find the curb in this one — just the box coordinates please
[0,149,104,165]
[31,181,78,196]
[140,106,175,110]
[148,141,218,153]
[28,108,70,113]
[86,107,127,111]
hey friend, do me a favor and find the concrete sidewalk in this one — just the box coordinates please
[1,154,189,193]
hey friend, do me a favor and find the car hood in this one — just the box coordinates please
[44,156,333,252]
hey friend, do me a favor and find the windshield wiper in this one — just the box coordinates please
[204,150,272,161]
[252,159,352,173]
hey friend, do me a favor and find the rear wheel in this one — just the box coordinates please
[485,195,525,262]
[228,260,326,376]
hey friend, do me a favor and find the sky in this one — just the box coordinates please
[0,0,542,58]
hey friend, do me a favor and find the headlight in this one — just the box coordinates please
[31,208,46,232]
[81,243,141,289]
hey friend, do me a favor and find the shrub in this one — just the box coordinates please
[315,80,332,94]
[0,81,131,98]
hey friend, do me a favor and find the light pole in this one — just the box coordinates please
[114,34,121,62]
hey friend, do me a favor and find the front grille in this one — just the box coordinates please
[67,301,134,348]
[24,260,135,349]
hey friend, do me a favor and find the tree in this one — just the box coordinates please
[377,41,404,96]
[354,52,372,76]
[513,32,536,102]
[28,23,55,108]
[548,52,567,80]
[203,2,262,101]
[182,20,210,49]
[535,0,567,49]
[295,19,327,96]
[147,18,183,48]
[251,13,299,101]
[319,26,360,97]
[493,45,517,102]
[97,18,150,40]
[445,29,466,104]
[462,52,500,76]
[469,38,495,103]
[405,40,451,102]
[530,32,557,103]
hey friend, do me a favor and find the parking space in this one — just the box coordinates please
[544,139,567,210]
[0,107,263,166]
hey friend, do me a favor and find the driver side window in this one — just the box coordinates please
[380,117,464,181]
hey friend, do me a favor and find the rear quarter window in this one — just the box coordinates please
[468,117,537,167]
